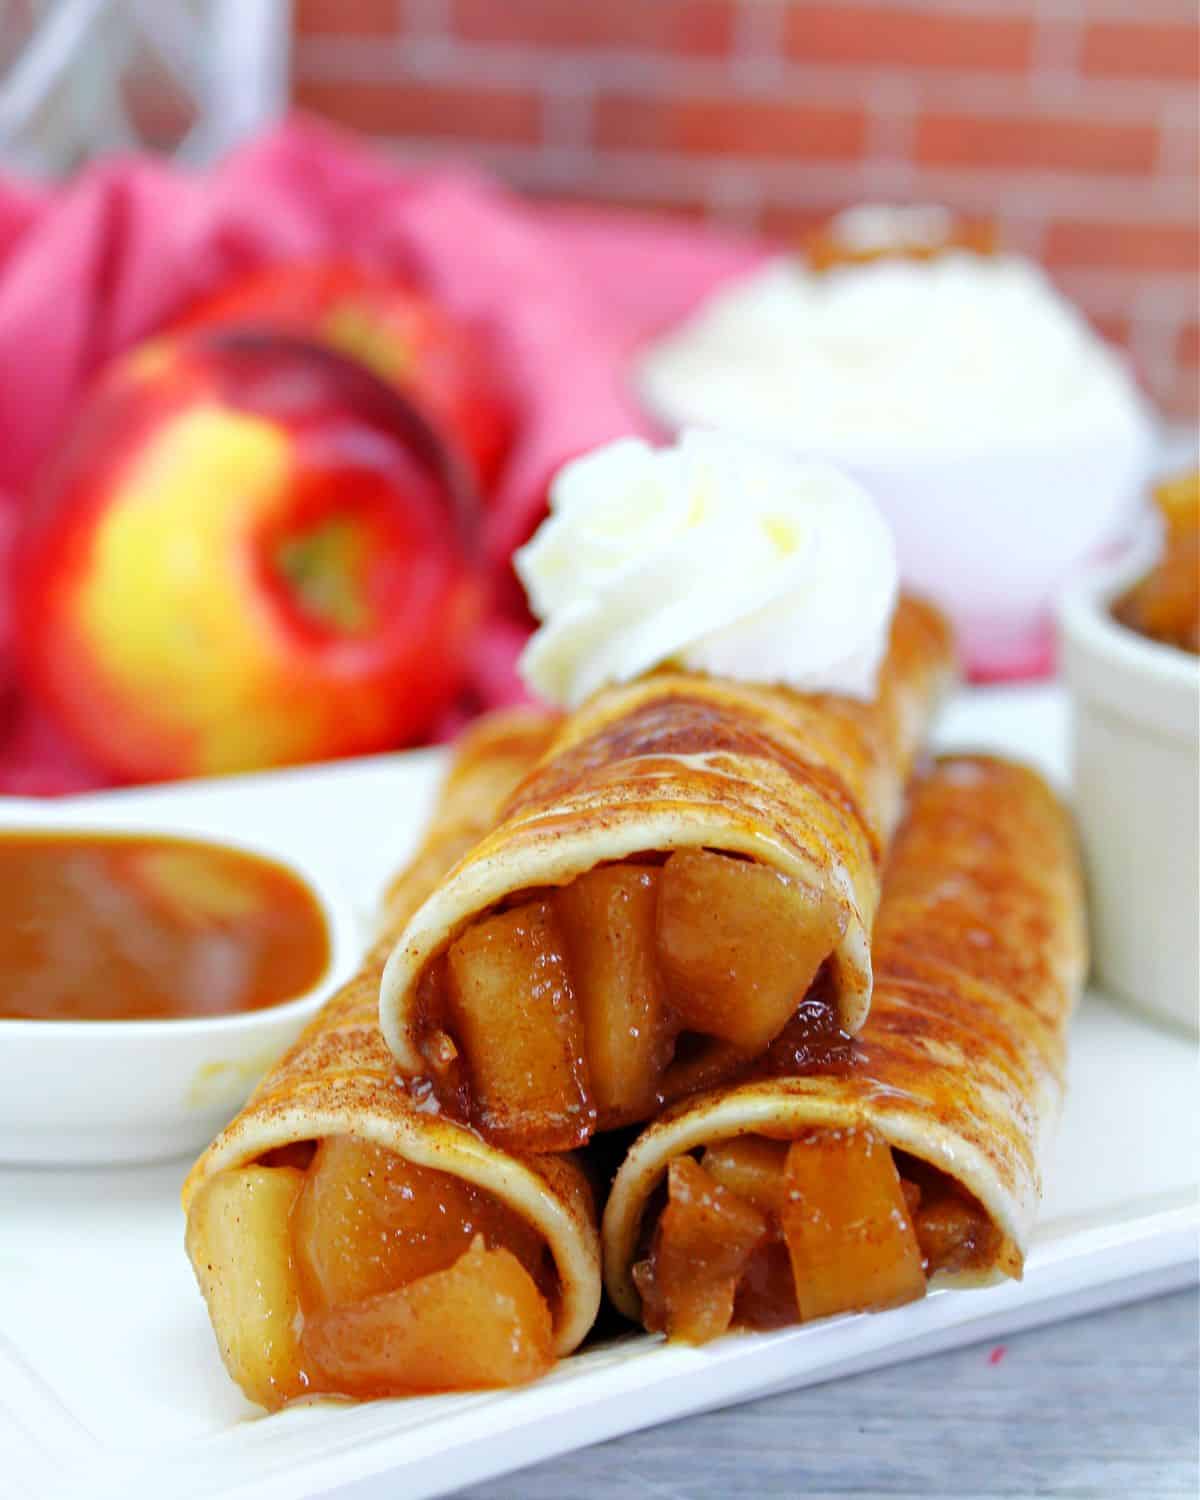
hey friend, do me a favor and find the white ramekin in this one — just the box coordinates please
[822,423,1154,672]
[636,350,1157,674]
[0,801,361,1166]
[1058,551,1199,1034]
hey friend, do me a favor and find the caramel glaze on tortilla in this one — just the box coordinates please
[381,596,956,1101]
[505,593,953,873]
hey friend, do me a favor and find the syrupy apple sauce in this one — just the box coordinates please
[408,850,849,1153]
[632,1127,999,1343]
[0,832,329,1021]
[186,1134,559,1410]
[1112,471,1199,655]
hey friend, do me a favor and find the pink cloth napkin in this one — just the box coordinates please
[0,118,1047,795]
[0,119,760,793]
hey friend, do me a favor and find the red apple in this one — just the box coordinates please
[172,263,514,494]
[17,332,483,781]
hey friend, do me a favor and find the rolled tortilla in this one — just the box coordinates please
[182,707,603,1409]
[602,755,1087,1333]
[368,705,563,957]
[380,597,954,1150]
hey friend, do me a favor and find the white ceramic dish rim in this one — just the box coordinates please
[0,798,360,1045]
[1057,542,1200,706]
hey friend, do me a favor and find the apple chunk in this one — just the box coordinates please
[292,1134,545,1311]
[185,1165,310,1410]
[555,865,671,1125]
[733,1240,799,1331]
[780,1126,926,1322]
[913,1189,995,1276]
[633,1156,768,1344]
[700,1136,789,1217]
[302,1236,554,1395]
[446,899,595,1151]
[657,850,843,1051]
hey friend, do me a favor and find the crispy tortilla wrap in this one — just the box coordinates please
[182,708,603,1410]
[380,597,954,1151]
[602,755,1087,1340]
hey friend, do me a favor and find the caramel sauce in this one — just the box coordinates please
[755,980,857,1078]
[0,832,329,1021]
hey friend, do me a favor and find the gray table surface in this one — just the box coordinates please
[452,1288,1199,1500]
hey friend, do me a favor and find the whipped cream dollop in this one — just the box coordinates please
[515,431,898,709]
[638,244,1151,453]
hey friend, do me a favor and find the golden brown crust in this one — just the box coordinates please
[182,707,603,1357]
[381,596,956,1067]
[371,706,564,958]
[602,754,1088,1317]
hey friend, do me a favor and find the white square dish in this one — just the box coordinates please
[2,686,1196,1500]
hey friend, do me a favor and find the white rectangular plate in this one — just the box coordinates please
[2,685,1197,1500]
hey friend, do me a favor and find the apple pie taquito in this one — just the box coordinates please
[601,755,1087,1342]
[380,595,954,1154]
[182,707,607,1411]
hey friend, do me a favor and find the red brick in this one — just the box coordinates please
[1051,267,1139,316]
[784,5,1032,72]
[295,0,397,37]
[1087,313,1133,352]
[1161,362,1198,421]
[1044,221,1200,273]
[1081,21,1200,82]
[1163,124,1199,177]
[755,202,845,245]
[594,95,865,160]
[915,112,1158,175]
[539,187,714,222]
[451,0,734,54]
[293,79,542,144]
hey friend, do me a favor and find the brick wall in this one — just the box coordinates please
[293,0,1199,420]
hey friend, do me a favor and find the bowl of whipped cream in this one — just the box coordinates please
[635,206,1157,676]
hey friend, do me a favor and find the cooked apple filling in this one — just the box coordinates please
[632,1127,999,1343]
[185,1134,557,1409]
[412,851,847,1151]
